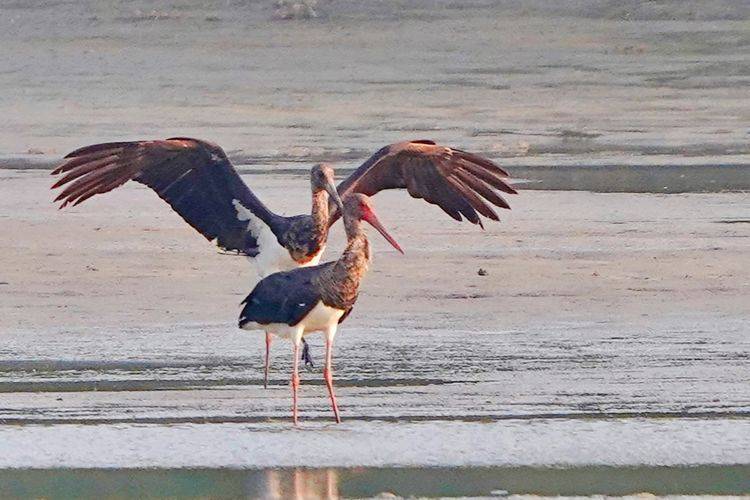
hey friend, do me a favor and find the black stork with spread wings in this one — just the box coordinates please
[52,137,515,277]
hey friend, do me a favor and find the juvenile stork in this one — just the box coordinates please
[51,138,515,278]
[239,193,402,424]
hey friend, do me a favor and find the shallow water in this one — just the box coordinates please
[1,314,748,424]
[2,465,750,498]
[2,288,748,496]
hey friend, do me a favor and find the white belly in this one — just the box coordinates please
[240,301,344,340]
[300,300,345,333]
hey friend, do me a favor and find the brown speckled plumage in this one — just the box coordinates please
[315,230,370,313]
[239,194,391,330]
[280,189,331,263]
[279,165,339,263]
[315,194,379,313]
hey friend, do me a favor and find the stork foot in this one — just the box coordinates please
[301,338,314,368]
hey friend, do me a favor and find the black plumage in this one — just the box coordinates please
[331,140,516,228]
[52,137,516,274]
[239,262,338,328]
[52,138,283,255]
[237,193,398,424]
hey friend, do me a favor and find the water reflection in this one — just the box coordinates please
[257,468,339,499]
[1,465,748,497]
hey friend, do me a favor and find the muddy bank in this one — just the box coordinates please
[2,170,748,333]
[1,171,748,422]
[0,165,748,479]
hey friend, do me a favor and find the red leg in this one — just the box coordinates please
[291,341,300,425]
[264,332,272,389]
[324,336,341,423]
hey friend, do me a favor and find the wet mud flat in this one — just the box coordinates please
[1,170,749,496]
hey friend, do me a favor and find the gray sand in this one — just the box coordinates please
[0,170,748,471]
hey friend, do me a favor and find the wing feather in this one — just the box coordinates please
[457,158,516,195]
[452,168,510,210]
[52,138,283,254]
[332,140,515,227]
[443,175,499,222]
[51,154,120,188]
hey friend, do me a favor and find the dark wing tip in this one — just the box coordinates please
[64,141,136,159]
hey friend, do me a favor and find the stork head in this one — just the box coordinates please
[343,194,404,254]
[311,163,343,211]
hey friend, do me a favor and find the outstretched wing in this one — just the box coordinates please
[52,137,282,254]
[331,140,516,227]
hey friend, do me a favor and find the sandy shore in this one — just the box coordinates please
[0,166,748,488]
[2,170,748,334]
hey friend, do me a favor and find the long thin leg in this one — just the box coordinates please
[291,340,301,425]
[324,328,341,423]
[264,332,272,389]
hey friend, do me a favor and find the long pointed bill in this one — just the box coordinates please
[324,180,344,213]
[363,209,404,254]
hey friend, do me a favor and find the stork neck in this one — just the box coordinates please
[343,216,363,241]
[317,220,371,307]
[335,222,371,283]
[310,190,330,242]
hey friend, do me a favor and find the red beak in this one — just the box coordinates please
[363,209,404,254]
